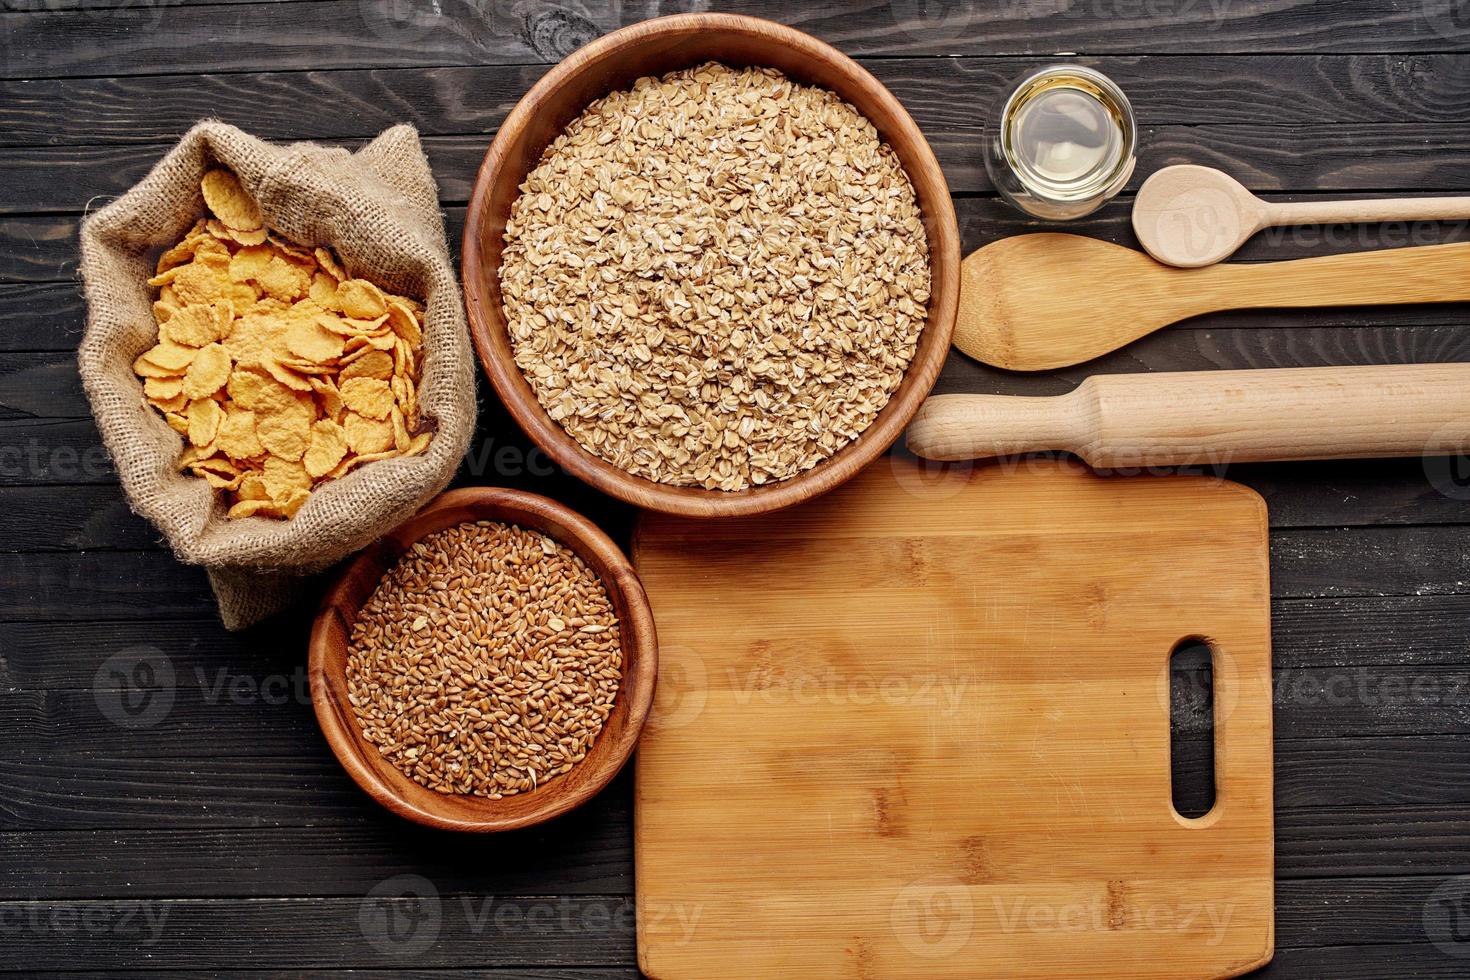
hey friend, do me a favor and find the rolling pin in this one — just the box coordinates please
[905,364,1470,466]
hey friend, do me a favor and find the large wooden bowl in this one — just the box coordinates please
[462,13,961,518]
[308,487,658,832]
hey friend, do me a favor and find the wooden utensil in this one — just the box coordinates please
[956,234,1470,371]
[462,13,960,518]
[1134,164,1470,267]
[634,458,1275,980]
[906,363,1470,466]
[309,487,658,833]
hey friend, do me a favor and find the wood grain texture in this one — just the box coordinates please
[462,13,958,518]
[633,458,1274,979]
[3,56,1468,152]
[0,895,637,971]
[12,121,1470,211]
[9,520,1470,621]
[3,0,1467,82]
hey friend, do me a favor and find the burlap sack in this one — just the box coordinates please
[78,121,476,630]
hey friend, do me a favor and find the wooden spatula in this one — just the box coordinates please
[957,234,1470,371]
[906,363,1470,466]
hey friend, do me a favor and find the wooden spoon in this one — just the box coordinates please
[1133,165,1470,267]
[956,234,1470,371]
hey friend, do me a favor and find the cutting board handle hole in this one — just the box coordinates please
[1169,638,1217,820]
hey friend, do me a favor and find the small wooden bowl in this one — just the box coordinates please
[308,487,658,832]
[462,13,961,518]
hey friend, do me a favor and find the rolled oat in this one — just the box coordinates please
[500,62,931,491]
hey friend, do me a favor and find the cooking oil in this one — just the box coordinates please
[985,65,1137,220]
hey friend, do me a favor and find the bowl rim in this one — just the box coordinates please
[307,485,658,832]
[462,12,960,519]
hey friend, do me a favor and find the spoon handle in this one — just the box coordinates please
[907,364,1470,466]
[1205,240,1470,309]
[1266,195,1470,228]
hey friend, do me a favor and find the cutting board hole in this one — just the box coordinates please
[1169,638,1217,820]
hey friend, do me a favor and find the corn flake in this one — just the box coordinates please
[387,299,423,347]
[182,343,232,399]
[339,349,394,382]
[286,318,345,364]
[137,341,197,374]
[304,418,349,478]
[186,397,223,447]
[216,407,264,460]
[172,262,227,305]
[337,279,387,319]
[201,168,263,232]
[144,376,183,402]
[263,356,315,393]
[339,377,394,420]
[160,300,232,348]
[262,455,311,504]
[342,411,394,455]
[257,255,311,302]
[135,167,431,519]
[256,394,315,461]
[314,247,346,281]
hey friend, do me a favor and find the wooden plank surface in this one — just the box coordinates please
[2,0,1469,975]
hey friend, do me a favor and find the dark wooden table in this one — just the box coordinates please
[3,0,1470,976]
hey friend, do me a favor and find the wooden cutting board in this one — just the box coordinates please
[632,457,1274,979]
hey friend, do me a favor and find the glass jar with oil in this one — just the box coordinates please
[985,65,1137,220]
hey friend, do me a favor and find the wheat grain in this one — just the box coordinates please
[345,521,622,798]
